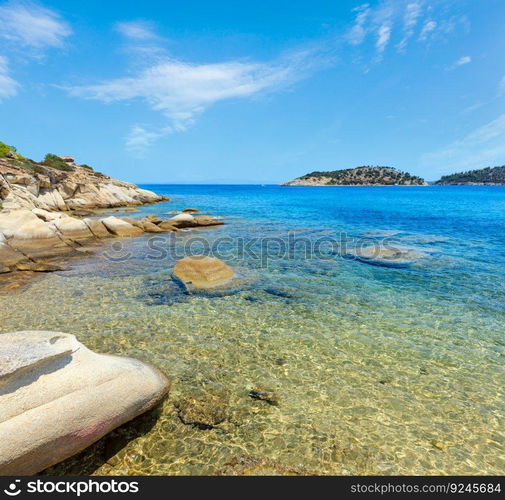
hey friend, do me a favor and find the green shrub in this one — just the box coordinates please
[80,164,93,170]
[42,153,75,171]
[0,141,15,158]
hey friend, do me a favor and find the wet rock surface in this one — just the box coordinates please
[176,391,229,430]
[219,456,310,476]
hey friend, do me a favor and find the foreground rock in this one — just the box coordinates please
[0,331,169,475]
[173,256,234,290]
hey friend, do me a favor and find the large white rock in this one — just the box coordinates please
[0,331,169,475]
[0,209,58,240]
[170,213,195,224]
[49,216,95,241]
[101,216,144,237]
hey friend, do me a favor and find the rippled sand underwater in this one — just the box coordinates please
[1,185,504,475]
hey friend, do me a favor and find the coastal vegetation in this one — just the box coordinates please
[435,166,505,185]
[0,141,15,158]
[42,153,75,171]
[284,166,426,186]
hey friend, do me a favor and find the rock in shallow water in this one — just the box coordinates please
[0,331,169,475]
[349,245,426,268]
[173,256,234,290]
[219,456,310,476]
[176,391,229,429]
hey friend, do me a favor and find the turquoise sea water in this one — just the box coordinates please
[1,185,504,475]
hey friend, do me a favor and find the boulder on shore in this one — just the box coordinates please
[173,256,234,290]
[101,216,144,237]
[0,331,169,475]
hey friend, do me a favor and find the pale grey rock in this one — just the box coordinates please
[101,216,144,237]
[0,331,169,475]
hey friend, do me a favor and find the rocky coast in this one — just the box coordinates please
[0,152,230,474]
[0,155,224,288]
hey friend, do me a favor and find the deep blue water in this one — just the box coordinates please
[139,184,505,315]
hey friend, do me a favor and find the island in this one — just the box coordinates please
[435,166,505,185]
[283,166,427,186]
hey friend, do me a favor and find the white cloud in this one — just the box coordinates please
[397,2,422,51]
[66,48,324,150]
[125,125,172,156]
[345,1,459,58]
[418,20,437,41]
[0,1,71,49]
[376,23,392,54]
[0,55,18,100]
[347,4,371,45]
[422,114,505,175]
[115,21,158,40]
[447,55,471,70]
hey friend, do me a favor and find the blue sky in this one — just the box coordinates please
[0,0,504,183]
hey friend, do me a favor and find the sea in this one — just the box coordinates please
[1,184,504,475]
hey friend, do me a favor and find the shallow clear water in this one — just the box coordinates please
[1,185,504,475]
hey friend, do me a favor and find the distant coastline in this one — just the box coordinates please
[283,165,505,186]
[283,166,427,186]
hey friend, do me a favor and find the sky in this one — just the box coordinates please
[0,0,504,183]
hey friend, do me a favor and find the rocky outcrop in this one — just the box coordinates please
[173,256,234,290]
[0,331,169,475]
[0,158,167,211]
[168,213,224,229]
[0,209,225,280]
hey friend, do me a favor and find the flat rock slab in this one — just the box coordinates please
[173,256,234,290]
[0,331,75,380]
[0,331,169,475]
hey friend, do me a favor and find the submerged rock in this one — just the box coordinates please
[0,331,169,475]
[219,456,310,476]
[176,391,229,429]
[249,388,279,406]
[349,245,425,268]
[173,256,234,290]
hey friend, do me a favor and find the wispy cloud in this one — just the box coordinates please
[346,1,464,59]
[125,125,172,156]
[0,1,71,101]
[66,47,329,152]
[422,114,505,175]
[376,23,392,55]
[397,2,422,51]
[447,55,471,70]
[418,20,437,41]
[347,4,371,46]
[0,55,18,100]
[115,20,159,41]
[0,1,72,49]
